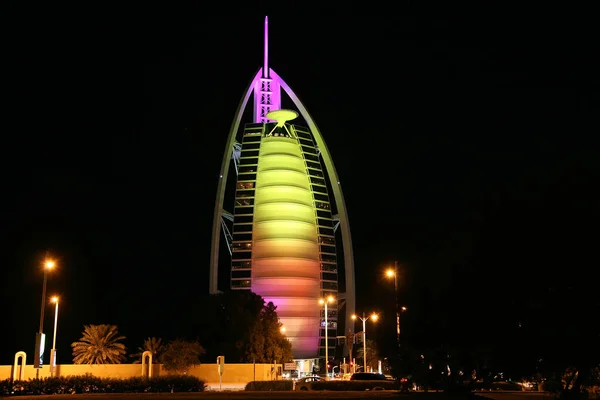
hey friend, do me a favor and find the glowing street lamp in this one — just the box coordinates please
[385,261,404,348]
[40,260,55,333]
[319,295,335,380]
[50,296,59,377]
[385,262,399,347]
[35,257,56,369]
[351,312,378,373]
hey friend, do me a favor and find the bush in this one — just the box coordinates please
[542,380,564,394]
[0,374,204,396]
[245,380,293,391]
[586,386,600,400]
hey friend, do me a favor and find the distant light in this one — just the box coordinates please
[50,296,59,304]
[44,260,55,269]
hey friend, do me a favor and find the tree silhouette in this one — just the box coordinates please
[159,339,205,373]
[355,339,379,372]
[198,291,291,362]
[245,302,293,363]
[129,337,163,363]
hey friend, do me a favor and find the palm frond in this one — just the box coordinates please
[129,337,164,363]
[71,324,127,364]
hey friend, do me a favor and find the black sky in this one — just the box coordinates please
[1,7,598,373]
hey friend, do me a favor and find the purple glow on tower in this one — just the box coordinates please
[263,16,269,78]
[254,16,281,123]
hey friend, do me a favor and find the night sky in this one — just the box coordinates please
[2,8,598,375]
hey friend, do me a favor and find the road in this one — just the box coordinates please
[9,390,555,400]
[477,391,555,400]
[11,393,411,400]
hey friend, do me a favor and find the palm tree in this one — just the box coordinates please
[129,337,163,363]
[71,324,127,364]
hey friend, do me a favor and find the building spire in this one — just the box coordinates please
[254,16,280,123]
[263,16,269,78]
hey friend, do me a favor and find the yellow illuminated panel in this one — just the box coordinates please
[252,135,321,359]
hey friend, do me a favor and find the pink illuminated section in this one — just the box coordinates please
[254,16,281,123]
[253,76,281,123]
[264,16,269,78]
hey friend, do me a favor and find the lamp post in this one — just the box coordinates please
[319,295,335,380]
[351,312,378,373]
[35,258,55,370]
[385,261,400,347]
[386,262,408,349]
[50,296,59,377]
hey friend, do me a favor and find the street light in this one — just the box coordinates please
[351,312,378,373]
[385,261,400,348]
[280,326,286,334]
[35,257,55,369]
[50,296,59,377]
[319,295,335,380]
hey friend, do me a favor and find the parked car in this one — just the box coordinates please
[350,372,388,381]
[295,376,323,391]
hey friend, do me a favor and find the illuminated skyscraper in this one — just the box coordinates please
[210,17,355,362]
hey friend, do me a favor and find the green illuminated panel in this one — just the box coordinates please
[253,220,317,242]
[258,155,306,173]
[254,203,314,223]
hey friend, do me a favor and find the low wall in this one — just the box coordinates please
[1,362,282,383]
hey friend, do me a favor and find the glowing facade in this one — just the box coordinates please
[210,17,355,360]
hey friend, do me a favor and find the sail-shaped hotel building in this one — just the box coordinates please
[209,17,355,364]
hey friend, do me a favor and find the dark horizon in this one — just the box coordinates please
[2,9,597,377]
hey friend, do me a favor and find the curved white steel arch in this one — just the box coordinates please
[208,67,356,338]
[269,69,355,334]
[209,69,262,293]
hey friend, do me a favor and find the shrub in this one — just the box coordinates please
[245,380,293,391]
[0,374,204,396]
[586,385,600,400]
[542,380,564,394]
[160,339,206,373]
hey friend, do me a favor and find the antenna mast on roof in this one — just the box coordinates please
[263,16,269,78]
[254,16,280,122]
